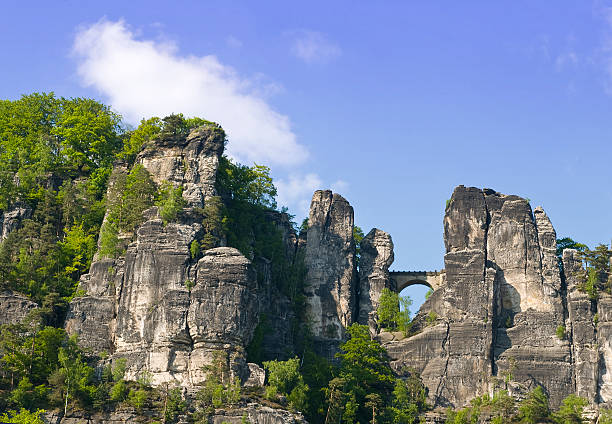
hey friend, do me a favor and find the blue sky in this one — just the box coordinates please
[2,1,612,313]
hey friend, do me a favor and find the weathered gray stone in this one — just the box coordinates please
[136,124,225,208]
[358,228,394,329]
[0,202,31,241]
[386,186,573,408]
[0,290,38,326]
[304,190,357,357]
[244,363,266,388]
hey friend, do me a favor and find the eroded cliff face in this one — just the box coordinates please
[383,185,611,410]
[304,190,358,358]
[65,125,268,386]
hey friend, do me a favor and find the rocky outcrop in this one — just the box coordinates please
[0,290,38,326]
[0,202,31,241]
[385,186,573,408]
[358,228,394,329]
[44,404,305,424]
[136,125,225,208]
[304,190,357,358]
[66,125,261,386]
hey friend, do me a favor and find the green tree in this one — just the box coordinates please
[0,408,46,424]
[118,117,162,163]
[378,288,400,330]
[517,386,549,424]
[156,182,186,224]
[48,335,95,416]
[263,357,309,412]
[553,394,587,424]
[328,324,396,423]
[217,157,277,208]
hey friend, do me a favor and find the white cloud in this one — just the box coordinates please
[276,173,322,219]
[72,19,308,166]
[290,30,341,64]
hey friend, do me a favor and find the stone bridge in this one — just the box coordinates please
[389,270,445,292]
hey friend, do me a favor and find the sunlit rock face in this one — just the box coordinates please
[303,190,358,359]
[385,186,574,408]
[65,125,261,385]
[357,228,394,329]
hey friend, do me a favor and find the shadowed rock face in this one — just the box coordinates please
[386,186,574,408]
[0,290,38,326]
[65,125,264,386]
[358,228,394,329]
[304,190,357,358]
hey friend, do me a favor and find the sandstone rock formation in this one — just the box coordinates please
[66,125,261,386]
[304,190,357,358]
[384,186,573,408]
[0,202,31,241]
[0,290,38,326]
[358,228,394,329]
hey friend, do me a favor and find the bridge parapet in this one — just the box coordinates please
[389,270,445,292]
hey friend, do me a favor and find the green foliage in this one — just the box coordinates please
[553,394,587,424]
[353,225,365,268]
[324,323,399,423]
[127,388,149,411]
[106,164,157,233]
[98,221,120,259]
[378,288,400,330]
[118,117,162,163]
[109,379,128,402]
[199,195,225,250]
[263,357,309,412]
[156,182,186,224]
[556,237,587,277]
[196,350,241,410]
[190,240,201,259]
[377,288,412,333]
[0,408,46,424]
[388,373,428,424]
[517,386,549,424]
[48,335,96,415]
[599,409,612,424]
[217,156,277,209]
[556,325,566,340]
[425,289,433,300]
[246,315,269,364]
[163,386,186,423]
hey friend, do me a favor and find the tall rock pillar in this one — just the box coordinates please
[304,190,357,358]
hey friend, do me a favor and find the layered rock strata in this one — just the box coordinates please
[303,190,358,358]
[384,186,573,408]
[66,126,262,386]
[358,228,394,329]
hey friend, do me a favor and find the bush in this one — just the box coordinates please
[518,386,549,424]
[156,182,186,224]
[127,389,148,411]
[109,380,128,402]
[556,325,566,340]
[553,394,587,424]
[0,408,46,424]
[263,357,309,411]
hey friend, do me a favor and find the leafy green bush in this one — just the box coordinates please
[109,379,128,402]
[156,182,186,224]
[127,389,148,411]
[0,408,46,424]
[517,386,549,424]
[553,394,587,424]
[263,357,309,411]
[556,325,566,340]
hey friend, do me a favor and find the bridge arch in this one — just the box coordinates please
[390,271,444,293]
